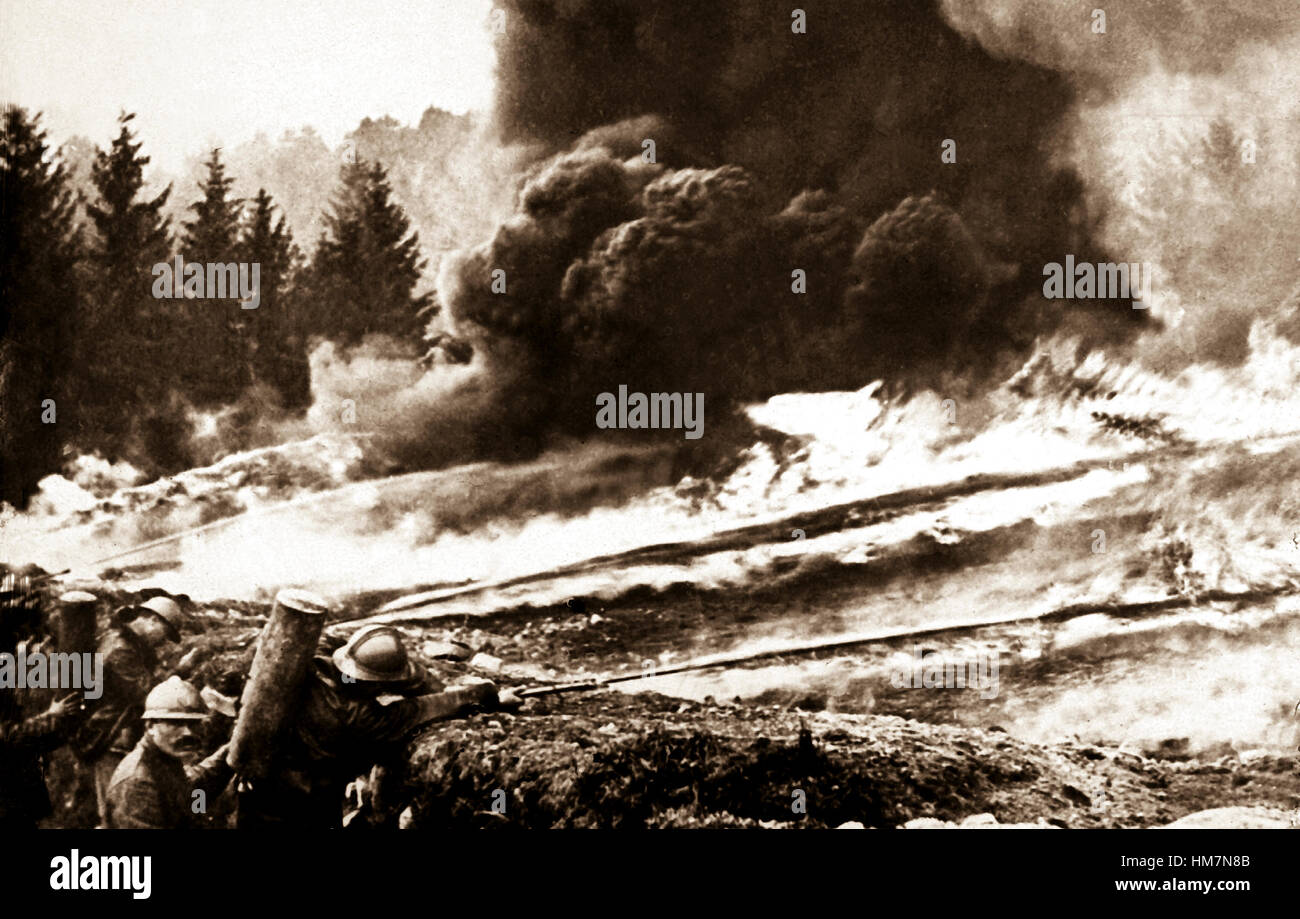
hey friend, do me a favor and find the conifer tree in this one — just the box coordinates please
[180,148,248,405]
[0,106,82,507]
[306,159,431,346]
[81,111,178,463]
[240,188,309,409]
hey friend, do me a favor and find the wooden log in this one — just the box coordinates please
[228,589,330,778]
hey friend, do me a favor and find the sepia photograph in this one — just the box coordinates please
[2,0,1298,900]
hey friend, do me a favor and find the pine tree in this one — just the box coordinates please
[240,188,309,409]
[306,159,431,346]
[82,112,182,467]
[0,106,82,507]
[179,148,249,405]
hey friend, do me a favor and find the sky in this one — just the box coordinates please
[0,0,498,171]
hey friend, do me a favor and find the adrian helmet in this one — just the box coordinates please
[333,625,419,683]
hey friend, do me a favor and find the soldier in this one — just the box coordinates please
[1,573,79,829]
[237,624,520,828]
[105,676,232,829]
[0,696,81,829]
[72,595,185,828]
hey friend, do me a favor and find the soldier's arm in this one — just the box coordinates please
[0,697,77,755]
[108,775,170,830]
[355,683,498,744]
[184,742,233,799]
[410,683,498,725]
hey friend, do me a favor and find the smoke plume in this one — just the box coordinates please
[940,0,1300,367]
[408,0,1150,470]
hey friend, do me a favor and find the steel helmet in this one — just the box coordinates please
[139,595,184,640]
[333,625,418,683]
[142,676,209,721]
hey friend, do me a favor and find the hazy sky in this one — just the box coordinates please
[0,0,497,171]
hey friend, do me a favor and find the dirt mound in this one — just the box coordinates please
[398,692,1300,829]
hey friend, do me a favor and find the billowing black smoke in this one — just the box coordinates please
[425,0,1142,463]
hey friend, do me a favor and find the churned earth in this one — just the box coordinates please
[402,692,1300,829]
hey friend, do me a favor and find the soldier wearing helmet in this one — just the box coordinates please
[104,676,232,829]
[71,593,186,828]
[1,573,80,829]
[238,623,520,829]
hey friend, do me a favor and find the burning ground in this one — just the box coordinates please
[9,328,1300,828]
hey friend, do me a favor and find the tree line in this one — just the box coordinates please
[1,108,433,507]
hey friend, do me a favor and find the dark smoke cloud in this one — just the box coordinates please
[844,193,990,374]
[424,0,1143,458]
[495,0,1092,229]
